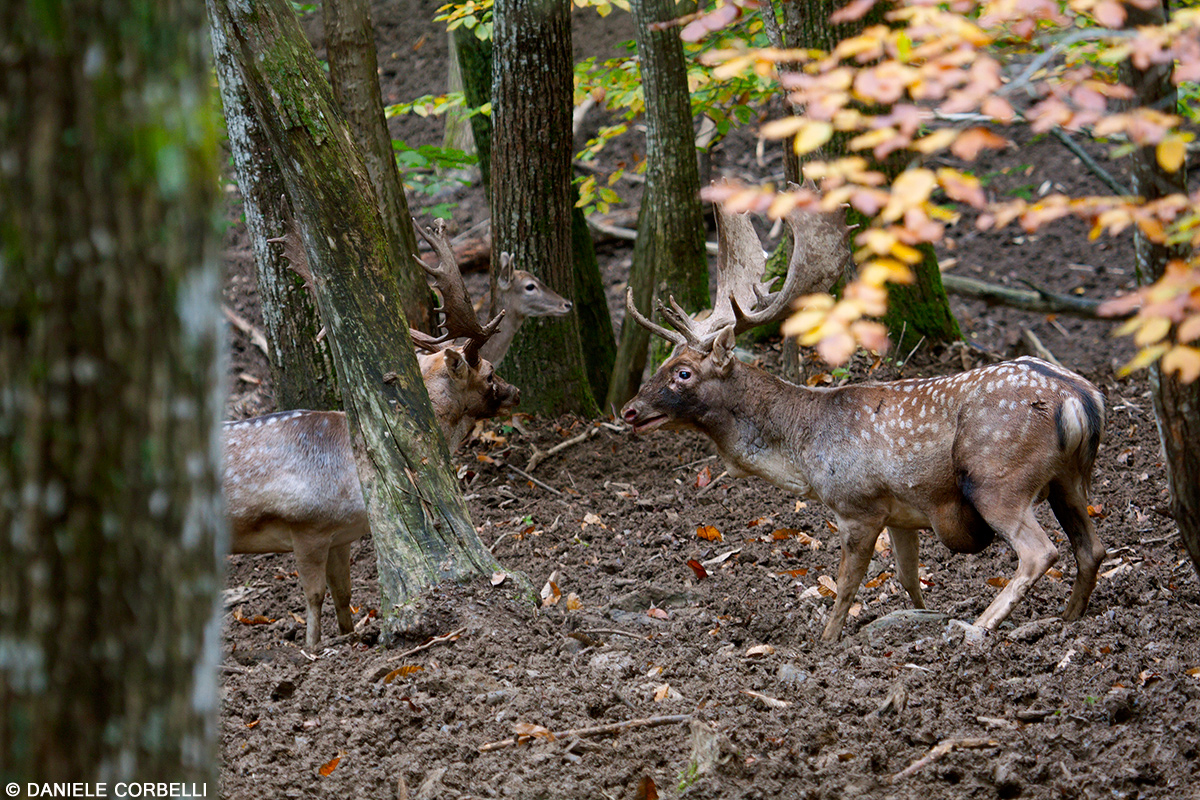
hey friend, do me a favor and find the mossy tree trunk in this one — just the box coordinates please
[0,0,223,782]
[776,0,959,354]
[606,0,710,410]
[212,8,341,411]
[1122,0,1200,580]
[491,0,600,415]
[209,0,512,636]
[325,0,433,332]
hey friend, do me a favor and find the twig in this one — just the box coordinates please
[220,664,249,675]
[941,273,1122,319]
[489,531,515,554]
[1048,128,1129,195]
[573,628,645,639]
[387,626,468,662]
[1020,329,1064,368]
[890,738,997,783]
[504,462,563,496]
[222,304,271,359]
[527,426,600,473]
[478,714,691,752]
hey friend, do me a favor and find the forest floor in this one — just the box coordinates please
[216,2,1200,798]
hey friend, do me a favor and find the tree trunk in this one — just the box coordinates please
[776,0,959,354]
[1121,1,1200,579]
[606,0,710,410]
[455,27,494,188]
[209,0,513,636]
[491,0,599,415]
[325,0,433,332]
[212,7,341,411]
[0,0,223,783]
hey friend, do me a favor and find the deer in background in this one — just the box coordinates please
[412,218,573,366]
[621,201,1107,641]
[227,220,517,646]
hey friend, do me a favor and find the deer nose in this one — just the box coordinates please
[563,300,574,311]
[622,406,639,424]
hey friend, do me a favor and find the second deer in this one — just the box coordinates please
[621,202,1107,641]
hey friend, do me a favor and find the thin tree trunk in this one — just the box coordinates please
[606,0,710,410]
[492,0,599,415]
[1121,0,1200,579]
[0,0,223,782]
[210,0,514,637]
[212,7,341,411]
[326,0,433,332]
[455,27,494,188]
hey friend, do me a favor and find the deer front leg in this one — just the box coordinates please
[821,515,885,641]
[973,507,1058,631]
[325,541,354,635]
[890,526,926,610]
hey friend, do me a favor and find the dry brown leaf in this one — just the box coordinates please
[512,722,556,741]
[566,592,583,611]
[695,465,713,489]
[697,525,723,542]
[745,644,776,658]
[540,579,562,607]
[1185,666,1200,678]
[779,567,809,578]
[687,559,709,581]
[864,571,893,589]
[246,719,259,729]
[383,665,424,684]
[232,607,273,626]
[848,602,863,618]
[987,577,1009,588]
[817,576,838,597]
[743,689,791,709]
[647,607,670,620]
[490,571,507,586]
[875,528,892,553]
[318,755,341,777]
[1087,504,1105,518]
[1045,568,1063,581]
[653,683,682,702]
[581,513,607,529]
[635,775,659,800]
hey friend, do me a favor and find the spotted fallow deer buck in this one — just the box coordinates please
[226,221,517,646]
[621,203,1107,641]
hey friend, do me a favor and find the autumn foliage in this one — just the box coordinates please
[687,0,1200,379]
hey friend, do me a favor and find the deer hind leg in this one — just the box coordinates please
[292,537,331,647]
[821,515,885,642]
[972,504,1059,632]
[325,541,354,635]
[890,527,926,610]
[1048,479,1105,620]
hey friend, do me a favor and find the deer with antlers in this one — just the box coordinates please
[621,202,1107,642]
[224,219,516,646]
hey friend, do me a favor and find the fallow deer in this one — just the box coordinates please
[621,203,1107,641]
[227,220,516,646]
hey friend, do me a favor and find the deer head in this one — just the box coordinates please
[479,252,574,365]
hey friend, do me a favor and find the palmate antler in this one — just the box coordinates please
[625,196,851,353]
[411,218,503,366]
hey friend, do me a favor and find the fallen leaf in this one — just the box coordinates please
[635,775,659,800]
[695,465,713,489]
[875,529,892,553]
[1139,670,1162,687]
[1087,504,1105,518]
[1045,568,1063,581]
[987,577,1009,588]
[697,524,723,542]
[794,501,807,511]
[1185,666,1200,678]
[817,576,838,597]
[743,689,790,709]
[686,559,709,580]
[701,548,741,566]
[318,755,341,776]
[864,571,893,589]
[774,528,819,549]
[779,568,809,578]
[747,516,770,527]
[566,592,583,611]
[653,683,682,702]
[383,665,424,684]
[647,607,669,620]
[540,579,562,607]
[746,644,776,658]
[491,571,507,586]
[581,513,607,529]
[232,607,273,626]
[848,602,862,618]
[513,722,555,741]
[246,720,259,729]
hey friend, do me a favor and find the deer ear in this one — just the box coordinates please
[711,326,736,375]
[496,252,514,289]
[443,348,469,381]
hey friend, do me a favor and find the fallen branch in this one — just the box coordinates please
[504,462,563,496]
[941,273,1123,320]
[890,738,998,783]
[526,426,600,473]
[387,626,467,662]
[222,304,271,359]
[478,714,691,753]
[1019,329,1064,368]
[587,218,720,255]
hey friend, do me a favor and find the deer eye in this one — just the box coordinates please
[525,283,536,292]
[677,368,692,381]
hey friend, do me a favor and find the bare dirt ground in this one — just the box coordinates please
[217,3,1200,798]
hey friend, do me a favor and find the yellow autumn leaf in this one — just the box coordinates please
[1134,315,1171,346]
[1157,136,1187,173]
[1177,314,1200,343]
[794,121,834,155]
[881,168,937,223]
[1162,345,1200,382]
[1118,343,1170,377]
[911,128,958,154]
[759,116,808,140]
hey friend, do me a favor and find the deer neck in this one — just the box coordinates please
[696,364,823,497]
[478,303,523,366]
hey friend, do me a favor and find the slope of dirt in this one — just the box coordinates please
[218,3,1200,799]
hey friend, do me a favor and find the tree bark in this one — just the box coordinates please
[491,0,599,415]
[212,8,341,411]
[0,0,223,783]
[1121,1,1200,579]
[325,0,433,332]
[606,0,710,410]
[209,0,513,636]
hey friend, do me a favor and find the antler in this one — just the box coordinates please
[626,188,851,354]
[411,218,503,365]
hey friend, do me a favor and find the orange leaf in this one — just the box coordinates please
[566,592,583,610]
[687,559,709,581]
[950,127,1011,161]
[513,722,556,741]
[383,665,424,684]
[647,607,670,620]
[697,525,723,542]
[695,465,713,489]
[1087,504,1105,518]
[864,571,893,589]
[987,577,1009,588]
[318,755,341,777]
[817,576,838,597]
[635,774,659,800]
[246,720,259,729]
[779,568,809,578]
